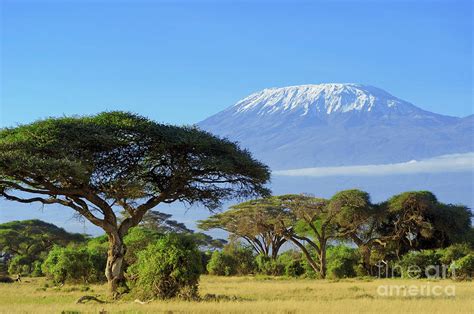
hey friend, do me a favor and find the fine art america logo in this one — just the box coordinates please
[375,261,458,297]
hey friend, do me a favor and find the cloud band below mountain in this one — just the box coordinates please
[273,153,474,177]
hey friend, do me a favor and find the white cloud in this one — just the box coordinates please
[273,153,474,177]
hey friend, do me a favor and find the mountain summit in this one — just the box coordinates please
[199,84,473,169]
[232,83,417,116]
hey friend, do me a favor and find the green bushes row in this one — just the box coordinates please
[206,242,473,280]
[396,244,473,279]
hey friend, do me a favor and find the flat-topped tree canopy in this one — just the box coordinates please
[0,111,271,296]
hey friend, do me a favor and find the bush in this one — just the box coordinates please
[207,251,235,276]
[206,243,255,276]
[42,245,106,284]
[439,243,472,265]
[285,259,305,277]
[123,227,162,266]
[277,250,305,277]
[31,260,43,277]
[399,250,442,278]
[452,254,474,280]
[8,255,34,276]
[225,244,256,275]
[256,255,284,276]
[326,245,360,279]
[127,234,202,300]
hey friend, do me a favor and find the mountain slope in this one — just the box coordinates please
[199,83,473,169]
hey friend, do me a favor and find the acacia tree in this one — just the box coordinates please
[0,219,85,257]
[203,195,335,278]
[120,210,193,234]
[329,189,385,274]
[277,195,334,278]
[198,199,287,259]
[380,191,472,257]
[0,112,270,296]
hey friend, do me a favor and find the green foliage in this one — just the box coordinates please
[123,227,163,266]
[0,220,86,276]
[121,210,193,234]
[284,259,305,277]
[31,260,43,277]
[8,255,33,276]
[0,111,271,211]
[326,245,360,279]
[223,243,256,275]
[256,255,284,276]
[452,254,474,280]
[86,235,109,251]
[207,251,236,276]
[398,250,442,278]
[206,243,256,276]
[198,199,287,258]
[127,234,202,300]
[381,192,472,252]
[0,112,270,294]
[439,243,472,265]
[42,245,106,284]
[277,250,305,277]
[330,189,373,227]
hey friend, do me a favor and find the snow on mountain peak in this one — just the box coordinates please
[232,83,412,116]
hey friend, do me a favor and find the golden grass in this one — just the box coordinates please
[0,276,472,313]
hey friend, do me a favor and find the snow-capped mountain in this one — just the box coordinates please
[199,83,473,170]
[233,83,417,116]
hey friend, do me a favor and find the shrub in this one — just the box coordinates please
[452,254,474,280]
[224,243,256,275]
[207,251,236,276]
[123,227,162,266]
[42,246,106,284]
[285,259,305,277]
[398,250,442,278]
[326,245,360,279]
[206,243,256,276]
[439,243,472,265]
[8,255,33,276]
[256,255,284,276]
[127,234,202,300]
[277,250,305,277]
[31,260,43,277]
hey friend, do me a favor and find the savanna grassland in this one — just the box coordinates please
[0,276,472,314]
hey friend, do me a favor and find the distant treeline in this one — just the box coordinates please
[198,190,474,279]
[0,190,472,295]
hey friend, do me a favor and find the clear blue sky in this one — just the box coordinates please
[1,0,472,128]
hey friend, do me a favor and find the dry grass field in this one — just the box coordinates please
[0,276,472,313]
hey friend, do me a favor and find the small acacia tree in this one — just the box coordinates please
[0,111,270,296]
[278,195,334,278]
[198,199,287,259]
[203,195,335,278]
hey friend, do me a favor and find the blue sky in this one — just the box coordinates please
[1,0,472,128]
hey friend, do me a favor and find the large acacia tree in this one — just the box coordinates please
[0,112,270,296]
[329,189,385,274]
[380,191,472,257]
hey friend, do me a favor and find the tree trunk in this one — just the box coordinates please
[319,241,327,279]
[105,232,127,298]
[288,237,319,274]
[359,245,372,276]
